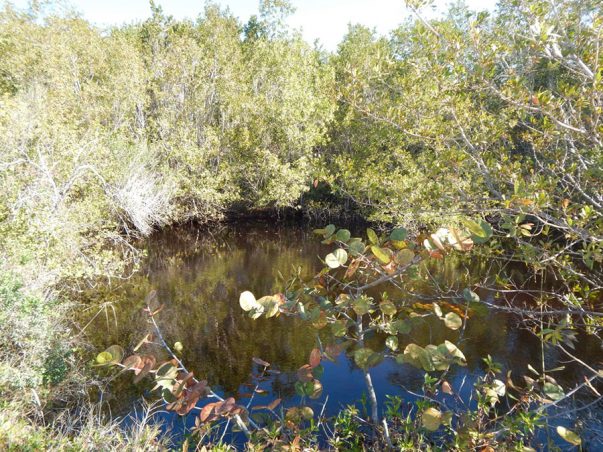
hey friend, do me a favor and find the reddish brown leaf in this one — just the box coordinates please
[441,381,453,395]
[309,348,321,368]
[133,355,156,383]
[325,343,344,360]
[216,397,236,415]
[429,250,444,259]
[268,398,282,411]
[122,354,141,370]
[344,258,361,279]
[297,364,314,382]
[382,261,397,275]
[199,402,219,422]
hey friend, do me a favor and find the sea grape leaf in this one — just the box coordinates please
[325,248,348,268]
[422,407,443,431]
[348,239,365,256]
[352,296,373,315]
[309,348,321,368]
[379,300,397,316]
[394,249,414,266]
[389,227,407,242]
[240,291,259,311]
[354,348,382,370]
[543,382,564,401]
[336,229,351,242]
[444,312,463,330]
[367,228,379,245]
[556,426,581,446]
[371,245,391,264]
[385,335,399,351]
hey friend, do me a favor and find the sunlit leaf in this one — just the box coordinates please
[371,245,391,264]
[463,288,480,303]
[352,296,372,315]
[447,228,474,251]
[309,379,323,399]
[463,218,493,244]
[556,426,581,446]
[325,248,348,268]
[331,320,347,337]
[433,303,443,318]
[385,335,399,351]
[257,295,280,318]
[239,291,259,311]
[367,228,379,245]
[543,382,564,401]
[443,312,462,330]
[379,300,397,316]
[95,351,113,366]
[421,407,443,431]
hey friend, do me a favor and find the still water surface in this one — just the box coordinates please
[87,221,603,448]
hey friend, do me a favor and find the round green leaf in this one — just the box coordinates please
[326,248,348,268]
[390,227,407,242]
[379,300,397,316]
[443,312,462,330]
[95,351,113,365]
[348,239,365,256]
[354,347,381,370]
[463,288,480,303]
[394,249,414,266]
[335,229,351,242]
[421,407,442,431]
[334,248,348,265]
[331,320,347,337]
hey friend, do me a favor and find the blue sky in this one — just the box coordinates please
[5,0,497,50]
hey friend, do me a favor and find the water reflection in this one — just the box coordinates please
[85,221,602,446]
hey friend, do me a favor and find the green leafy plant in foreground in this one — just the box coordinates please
[96,222,592,449]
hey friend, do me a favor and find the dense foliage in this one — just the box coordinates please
[0,0,601,449]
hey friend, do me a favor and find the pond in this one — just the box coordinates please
[86,220,603,449]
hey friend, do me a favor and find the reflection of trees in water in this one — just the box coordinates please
[84,222,603,420]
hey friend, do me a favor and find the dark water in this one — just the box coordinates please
[86,221,603,449]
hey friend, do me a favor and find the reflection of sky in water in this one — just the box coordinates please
[86,221,603,449]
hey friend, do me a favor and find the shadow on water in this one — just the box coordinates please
[84,220,603,448]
